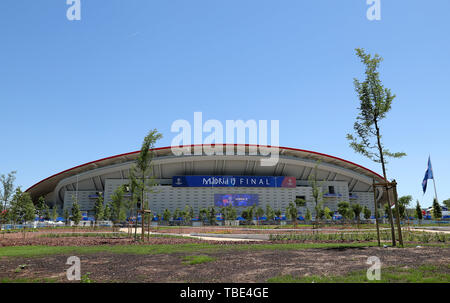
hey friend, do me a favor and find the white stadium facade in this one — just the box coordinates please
[26,145,385,219]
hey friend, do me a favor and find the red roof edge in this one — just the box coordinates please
[26,144,385,193]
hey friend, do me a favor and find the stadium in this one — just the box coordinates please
[25,145,385,219]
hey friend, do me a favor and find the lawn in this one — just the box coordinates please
[0,242,383,258]
[267,264,450,283]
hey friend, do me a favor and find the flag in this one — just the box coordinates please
[422,156,434,194]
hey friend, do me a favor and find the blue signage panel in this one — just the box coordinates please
[172,176,296,188]
[214,194,259,207]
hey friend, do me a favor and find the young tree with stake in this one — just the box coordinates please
[129,129,163,240]
[347,48,406,246]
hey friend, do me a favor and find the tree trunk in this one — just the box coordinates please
[375,121,397,247]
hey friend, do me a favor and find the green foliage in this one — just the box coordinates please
[63,209,70,225]
[9,188,35,223]
[305,209,312,221]
[222,205,237,221]
[36,196,49,220]
[274,209,282,219]
[397,195,412,219]
[308,163,324,220]
[81,272,93,283]
[323,207,332,220]
[267,264,450,283]
[198,208,207,222]
[363,206,371,220]
[337,201,352,221]
[346,48,406,166]
[93,193,104,224]
[70,202,82,226]
[110,186,126,223]
[129,129,163,212]
[443,199,450,209]
[286,202,298,222]
[172,208,181,220]
[432,198,442,219]
[163,208,171,221]
[415,201,423,220]
[51,206,58,221]
[207,206,216,225]
[182,255,215,265]
[384,203,392,219]
[398,195,412,207]
[103,204,112,221]
[183,205,194,223]
[0,171,16,211]
[265,204,275,220]
[294,197,306,207]
[351,204,363,222]
[255,206,264,220]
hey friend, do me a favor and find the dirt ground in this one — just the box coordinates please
[1,246,449,282]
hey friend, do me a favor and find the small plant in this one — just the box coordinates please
[81,272,93,283]
[182,255,215,265]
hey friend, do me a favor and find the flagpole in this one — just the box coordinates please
[430,155,439,204]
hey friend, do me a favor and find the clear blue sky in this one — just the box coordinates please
[0,0,449,208]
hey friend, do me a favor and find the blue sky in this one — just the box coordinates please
[0,0,449,208]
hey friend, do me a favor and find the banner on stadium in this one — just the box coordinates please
[172,176,296,188]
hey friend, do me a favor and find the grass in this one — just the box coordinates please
[182,255,215,265]
[0,242,384,258]
[270,231,449,243]
[267,264,450,283]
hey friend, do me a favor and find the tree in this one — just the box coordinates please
[222,205,237,221]
[35,196,49,221]
[93,192,104,229]
[323,207,332,220]
[198,208,207,222]
[110,186,126,226]
[183,205,194,225]
[207,206,216,225]
[9,188,35,238]
[129,129,163,240]
[163,208,171,222]
[338,202,351,223]
[172,208,181,222]
[255,207,264,225]
[286,202,298,226]
[398,195,412,220]
[265,204,275,222]
[305,208,312,221]
[308,164,324,226]
[0,171,16,230]
[415,200,423,223]
[363,206,371,220]
[432,198,442,220]
[71,202,82,227]
[346,48,406,246]
[384,204,392,220]
[245,206,255,224]
[10,188,35,224]
[351,203,363,227]
[103,204,112,221]
[51,206,58,222]
[63,208,70,225]
[442,199,450,209]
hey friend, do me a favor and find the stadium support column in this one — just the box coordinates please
[372,180,381,247]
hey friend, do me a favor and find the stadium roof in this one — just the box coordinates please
[26,144,385,200]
